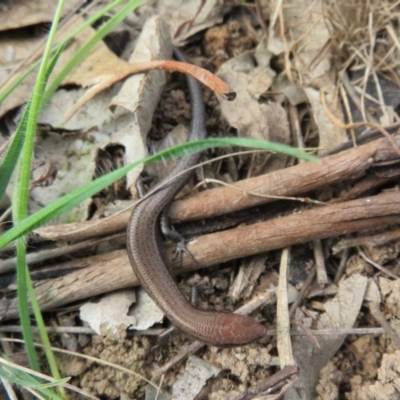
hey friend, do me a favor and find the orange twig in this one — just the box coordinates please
[63,60,236,123]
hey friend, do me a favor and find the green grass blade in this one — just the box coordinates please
[12,160,40,371]
[0,362,67,399]
[206,137,319,162]
[13,0,66,377]
[0,104,30,205]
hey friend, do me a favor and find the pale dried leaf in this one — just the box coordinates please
[229,255,267,301]
[304,87,347,151]
[261,271,299,305]
[217,53,290,174]
[34,88,114,222]
[364,278,381,303]
[80,289,137,342]
[172,356,221,400]
[285,274,368,400]
[378,278,400,316]
[217,55,274,136]
[109,16,172,188]
[128,288,164,331]
[273,0,347,150]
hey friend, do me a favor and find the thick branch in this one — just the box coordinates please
[2,192,399,319]
[34,136,400,242]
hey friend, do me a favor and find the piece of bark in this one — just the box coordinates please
[2,191,399,319]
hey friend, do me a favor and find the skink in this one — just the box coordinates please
[126,48,266,347]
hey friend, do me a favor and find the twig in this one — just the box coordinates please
[289,265,316,318]
[231,365,298,400]
[358,247,399,279]
[332,229,400,254]
[277,249,294,367]
[314,239,328,286]
[0,233,125,273]
[334,246,350,285]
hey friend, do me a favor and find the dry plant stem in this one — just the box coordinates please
[0,233,125,273]
[329,174,396,203]
[0,377,17,400]
[289,266,316,318]
[0,325,389,341]
[275,327,386,336]
[0,206,11,225]
[339,70,378,125]
[255,0,269,37]
[0,356,98,399]
[332,229,400,254]
[313,239,328,286]
[0,326,96,334]
[153,340,203,379]
[277,249,294,367]
[369,302,400,349]
[2,192,400,319]
[358,248,399,279]
[185,192,400,269]
[295,320,321,350]
[0,334,12,358]
[289,105,304,154]
[231,365,298,400]
[339,81,356,145]
[333,246,350,285]
[35,210,130,242]
[146,327,388,338]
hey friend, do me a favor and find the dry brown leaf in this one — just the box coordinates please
[171,356,221,399]
[132,0,227,45]
[0,0,81,31]
[287,274,368,399]
[217,52,291,175]
[267,0,347,151]
[80,289,138,342]
[0,18,120,119]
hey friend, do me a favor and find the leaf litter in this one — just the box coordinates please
[1,0,400,399]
